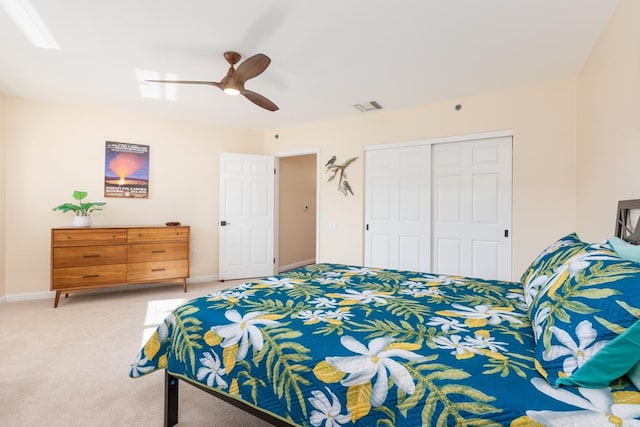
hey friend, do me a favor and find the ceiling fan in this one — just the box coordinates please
[146,51,278,112]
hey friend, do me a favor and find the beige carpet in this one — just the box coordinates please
[0,281,274,427]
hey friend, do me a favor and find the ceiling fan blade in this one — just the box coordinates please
[235,54,271,82]
[241,89,279,111]
[146,80,222,89]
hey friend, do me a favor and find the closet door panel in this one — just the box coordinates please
[364,146,431,272]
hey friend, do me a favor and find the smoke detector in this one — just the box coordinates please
[353,101,383,112]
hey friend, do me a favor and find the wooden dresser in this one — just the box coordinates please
[50,225,190,307]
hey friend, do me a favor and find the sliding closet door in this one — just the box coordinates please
[364,145,431,272]
[432,137,512,280]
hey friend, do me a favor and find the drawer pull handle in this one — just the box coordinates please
[152,250,166,254]
[83,254,100,258]
[83,274,100,279]
[152,268,166,272]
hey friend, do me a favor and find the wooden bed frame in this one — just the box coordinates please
[615,199,640,244]
[163,199,640,427]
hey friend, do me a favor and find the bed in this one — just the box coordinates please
[131,200,640,426]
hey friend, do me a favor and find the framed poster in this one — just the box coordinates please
[104,141,150,198]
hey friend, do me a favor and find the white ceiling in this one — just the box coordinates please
[0,0,620,130]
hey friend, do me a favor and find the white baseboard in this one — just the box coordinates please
[5,290,55,303]
[278,259,316,273]
[2,275,221,304]
[187,275,219,283]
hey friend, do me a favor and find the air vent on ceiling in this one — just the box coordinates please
[353,101,383,112]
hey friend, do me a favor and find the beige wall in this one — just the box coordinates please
[278,155,317,269]
[577,0,640,242]
[9,46,628,297]
[0,92,5,299]
[3,96,263,296]
[0,80,582,298]
[266,80,578,279]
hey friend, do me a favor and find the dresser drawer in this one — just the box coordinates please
[53,245,126,268]
[53,229,127,247]
[127,242,188,263]
[127,260,189,282]
[127,227,189,243]
[52,264,127,289]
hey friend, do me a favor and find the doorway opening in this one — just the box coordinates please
[276,152,319,273]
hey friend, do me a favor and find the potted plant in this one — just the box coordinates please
[53,190,106,227]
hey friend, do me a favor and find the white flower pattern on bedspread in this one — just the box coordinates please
[325,335,424,407]
[436,303,524,327]
[308,387,351,427]
[196,350,227,388]
[543,320,609,376]
[528,377,640,426]
[213,309,281,362]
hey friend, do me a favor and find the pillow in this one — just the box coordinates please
[528,242,640,387]
[555,320,640,388]
[520,233,590,311]
[608,236,640,263]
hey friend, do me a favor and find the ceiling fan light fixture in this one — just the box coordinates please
[223,87,240,96]
[145,51,277,111]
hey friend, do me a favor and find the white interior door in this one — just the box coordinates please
[219,153,275,280]
[364,145,431,272]
[432,137,512,280]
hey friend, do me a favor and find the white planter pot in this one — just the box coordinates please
[72,216,91,227]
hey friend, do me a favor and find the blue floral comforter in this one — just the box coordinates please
[130,263,640,426]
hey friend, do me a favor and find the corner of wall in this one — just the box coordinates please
[0,92,6,299]
[575,0,639,242]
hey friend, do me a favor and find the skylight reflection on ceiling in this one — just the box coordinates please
[0,0,60,49]
[137,69,177,101]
